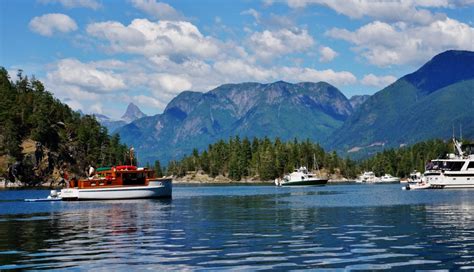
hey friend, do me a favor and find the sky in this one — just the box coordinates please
[1,0,473,119]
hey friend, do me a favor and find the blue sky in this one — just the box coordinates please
[1,0,473,119]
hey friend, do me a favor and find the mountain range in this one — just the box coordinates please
[115,81,357,163]
[327,50,474,156]
[107,50,474,164]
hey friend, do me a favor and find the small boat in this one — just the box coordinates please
[276,167,328,186]
[58,165,172,200]
[408,171,423,184]
[380,174,400,183]
[356,171,380,183]
[402,182,431,190]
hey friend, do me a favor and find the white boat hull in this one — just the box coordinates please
[402,183,431,190]
[60,179,172,200]
[427,172,474,189]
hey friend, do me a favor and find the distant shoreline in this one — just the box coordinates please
[0,177,354,189]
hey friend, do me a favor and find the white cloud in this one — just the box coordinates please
[361,74,397,88]
[241,8,261,23]
[87,19,220,59]
[214,59,276,82]
[130,0,184,20]
[327,18,474,66]
[39,0,101,10]
[29,13,78,36]
[277,67,357,86]
[249,28,315,60]
[149,74,192,95]
[279,0,452,25]
[319,46,338,62]
[47,58,126,94]
[131,94,165,109]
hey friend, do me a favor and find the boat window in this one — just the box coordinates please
[122,173,146,185]
[468,162,474,170]
[442,161,464,171]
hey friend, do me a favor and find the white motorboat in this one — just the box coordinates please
[380,174,400,183]
[402,182,431,190]
[408,171,423,183]
[356,171,380,183]
[276,167,328,186]
[424,138,474,189]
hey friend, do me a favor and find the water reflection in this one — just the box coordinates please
[1,185,474,270]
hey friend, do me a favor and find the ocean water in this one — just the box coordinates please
[1,183,474,271]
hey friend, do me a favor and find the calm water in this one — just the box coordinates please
[1,184,474,271]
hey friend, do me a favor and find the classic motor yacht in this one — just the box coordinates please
[58,165,172,200]
[275,166,328,186]
[425,138,474,189]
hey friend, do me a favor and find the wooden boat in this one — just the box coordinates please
[58,165,172,200]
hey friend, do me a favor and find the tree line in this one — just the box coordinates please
[0,68,130,184]
[163,137,461,181]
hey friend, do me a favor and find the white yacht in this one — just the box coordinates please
[425,138,474,189]
[356,171,380,183]
[275,167,328,186]
[407,171,424,184]
[380,174,400,183]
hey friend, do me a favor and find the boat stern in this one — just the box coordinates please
[60,188,79,200]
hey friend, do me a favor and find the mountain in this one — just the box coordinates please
[349,95,370,110]
[117,81,353,163]
[327,50,474,156]
[95,103,147,133]
[121,102,147,123]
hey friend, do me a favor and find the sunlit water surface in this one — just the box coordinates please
[1,184,474,270]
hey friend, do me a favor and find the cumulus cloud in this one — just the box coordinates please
[39,0,102,10]
[241,8,261,23]
[249,28,315,60]
[86,19,220,59]
[327,18,474,66]
[319,46,338,62]
[149,74,192,96]
[276,0,456,25]
[130,0,184,20]
[361,74,397,88]
[29,13,78,36]
[47,58,126,94]
[277,66,357,86]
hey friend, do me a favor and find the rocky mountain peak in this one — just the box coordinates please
[121,103,147,123]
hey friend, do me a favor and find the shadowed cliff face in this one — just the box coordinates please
[327,50,474,158]
[118,81,353,163]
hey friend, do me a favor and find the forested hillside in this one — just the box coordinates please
[0,68,129,185]
[166,136,460,181]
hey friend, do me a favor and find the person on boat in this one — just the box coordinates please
[425,160,434,170]
[88,165,96,179]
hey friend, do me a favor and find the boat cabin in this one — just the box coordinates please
[71,166,157,189]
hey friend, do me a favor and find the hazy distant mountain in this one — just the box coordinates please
[327,50,474,157]
[117,81,353,163]
[121,102,147,123]
[349,95,370,110]
[95,103,147,133]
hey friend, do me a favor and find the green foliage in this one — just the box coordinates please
[361,139,452,177]
[169,136,461,181]
[0,68,129,182]
[168,136,355,180]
